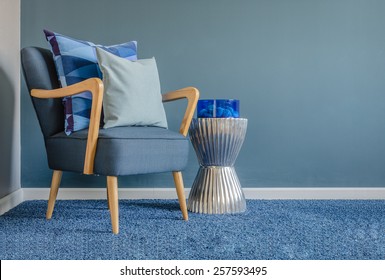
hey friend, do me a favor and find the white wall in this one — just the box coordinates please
[0,0,21,198]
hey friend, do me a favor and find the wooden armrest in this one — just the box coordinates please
[162,87,200,136]
[31,78,104,175]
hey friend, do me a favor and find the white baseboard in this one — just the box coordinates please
[243,187,385,199]
[22,187,184,200]
[23,187,385,200]
[2,187,385,215]
[0,189,23,215]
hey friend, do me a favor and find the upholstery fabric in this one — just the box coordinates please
[46,127,189,176]
[21,47,63,137]
[44,29,137,134]
[95,47,167,129]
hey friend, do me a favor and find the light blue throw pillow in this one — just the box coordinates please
[95,47,168,129]
[44,29,137,134]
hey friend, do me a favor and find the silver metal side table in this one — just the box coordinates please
[187,118,248,214]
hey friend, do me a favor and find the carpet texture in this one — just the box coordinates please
[0,199,384,260]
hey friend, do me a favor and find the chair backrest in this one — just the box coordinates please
[21,47,63,137]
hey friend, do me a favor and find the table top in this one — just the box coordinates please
[193,117,247,121]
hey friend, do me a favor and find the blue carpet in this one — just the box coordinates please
[0,199,384,260]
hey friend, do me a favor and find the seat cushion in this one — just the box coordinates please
[45,127,189,176]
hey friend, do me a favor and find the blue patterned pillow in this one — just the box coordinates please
[44,29,137,135]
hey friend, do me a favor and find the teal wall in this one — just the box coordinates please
[21,0,385,188]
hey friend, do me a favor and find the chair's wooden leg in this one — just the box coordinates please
[46,170,62,220]
[172,171,188,221]
[107,186,110,210]
[107,176,119,234]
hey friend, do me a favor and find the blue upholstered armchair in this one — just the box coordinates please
[21,47,199,234]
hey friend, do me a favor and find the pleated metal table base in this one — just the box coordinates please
[188,118,248,214]
[188,166,246,214]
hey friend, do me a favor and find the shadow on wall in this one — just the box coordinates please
[0,67,16,198]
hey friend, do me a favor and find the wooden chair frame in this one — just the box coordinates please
[31,78,199,234]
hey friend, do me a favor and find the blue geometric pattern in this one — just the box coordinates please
[44,29,137,134]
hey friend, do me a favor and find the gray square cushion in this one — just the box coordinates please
[45,126,189,176]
